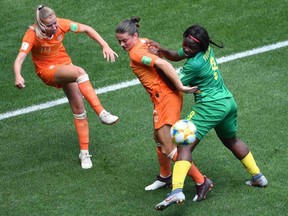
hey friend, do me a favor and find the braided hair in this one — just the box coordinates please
[183,25,224,53]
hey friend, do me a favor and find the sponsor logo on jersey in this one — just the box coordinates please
[21,42,29,51]
[70,23,78,32]
[141,56,152,65]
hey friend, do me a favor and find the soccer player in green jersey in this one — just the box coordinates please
[147,25,268,211]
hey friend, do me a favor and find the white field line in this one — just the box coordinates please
[1,40,288,121]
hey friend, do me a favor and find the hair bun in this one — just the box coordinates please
[130,16,140,27]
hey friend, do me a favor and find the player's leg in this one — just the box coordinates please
[62,83,92,169]
[155,127,211,209]
[146,95,178,191]
[156,125,206,184]
[155,142,195,211]
[216,97,267,187]
[54,64,118,125]
[220,137,268,187]
[147,125,206,192]
[156,93,207,187]
[144,141,172,191]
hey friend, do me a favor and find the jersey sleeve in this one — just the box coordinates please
[177,48,185,58]
[130,42,158,67]
[19,28,36,54]
[178,59,196,86]
[58,18,81,33]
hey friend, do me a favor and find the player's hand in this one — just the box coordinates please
[102,46,119,63]
[180,85,198,94]
[146,39,160,49]
[146,39,162,57]
[15,75,25,89]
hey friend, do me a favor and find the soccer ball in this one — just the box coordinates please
[170,119,197,145]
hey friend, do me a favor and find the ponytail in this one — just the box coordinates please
[34,5,55,39]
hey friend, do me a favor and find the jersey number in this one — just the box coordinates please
[40,46,51,53]
[210,57,219,80]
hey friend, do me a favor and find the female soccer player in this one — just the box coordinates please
[115,17,213,200]
[14,5,119,169]
[149,24,268,210]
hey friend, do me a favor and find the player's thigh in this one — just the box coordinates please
[154,125,175,154]
[186,101,228,140]
[215,97,238,139]
[54,64,86,84]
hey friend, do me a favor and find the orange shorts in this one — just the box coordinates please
[153,91,183,129]
[36,64,62,88]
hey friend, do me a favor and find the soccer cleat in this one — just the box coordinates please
[155,189,185,211]
[193,176,213,202]
[246,174,268,187]
[79,152,93,169]
[145,175,172,191]
[99,110,119,125]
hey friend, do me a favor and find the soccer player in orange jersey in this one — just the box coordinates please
[14,5,119,169]
[115,17,213,200]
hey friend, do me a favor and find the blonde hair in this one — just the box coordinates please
[34,5,55,39]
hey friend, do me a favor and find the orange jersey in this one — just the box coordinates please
[129,38,178,105]
[19,18,80,74]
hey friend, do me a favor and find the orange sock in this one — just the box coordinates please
[156,147,171,177]
[187,162,204,184]
[172,151,204,184]
[77,76,104,115]
[74,117,89,150]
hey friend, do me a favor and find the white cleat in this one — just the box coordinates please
[79,152,93,169]
[155,189,185,211]
[99,110,119,125]
[145,175,172,191]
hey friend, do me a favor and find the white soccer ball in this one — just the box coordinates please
[170,119,197,145]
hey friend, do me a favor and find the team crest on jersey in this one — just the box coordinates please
[57,34,63,41]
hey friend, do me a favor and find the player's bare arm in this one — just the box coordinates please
[155,58,197,94]
[14,52,27,89]
[147,39,185,61]
[78,23,118,62]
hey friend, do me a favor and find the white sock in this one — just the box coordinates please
[80,150,89,155]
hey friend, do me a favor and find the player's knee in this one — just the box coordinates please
[160,145,175,155]
[76,73,89,84]
[73,110,87,119]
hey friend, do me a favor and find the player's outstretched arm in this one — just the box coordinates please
[155,58,197,94]
[14,52,27,89]
[78,23,118,62]
[146,39,185,62]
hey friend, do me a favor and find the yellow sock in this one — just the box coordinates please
[241,151,260,176]
[187,162,205,184]
[171,151,204,184]
[172,160,191,190]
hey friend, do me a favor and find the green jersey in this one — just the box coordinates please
[178,47,232,102]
